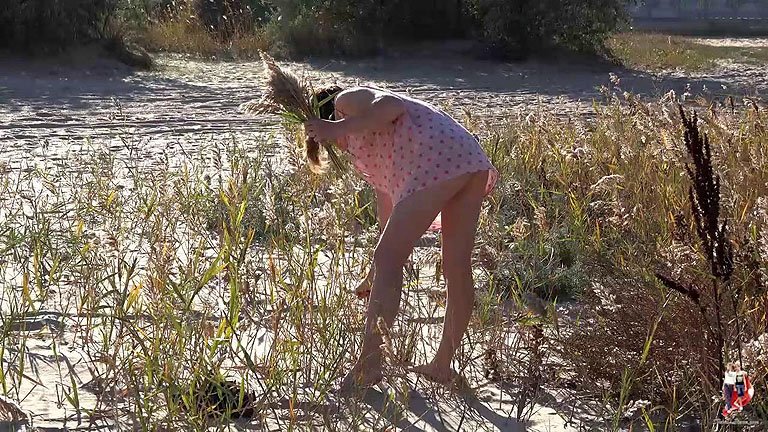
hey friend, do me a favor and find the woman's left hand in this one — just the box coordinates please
[304,119,345,142]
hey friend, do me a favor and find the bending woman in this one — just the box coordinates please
[304,86,497,390]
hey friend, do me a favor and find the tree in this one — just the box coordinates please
[466,0,631,59]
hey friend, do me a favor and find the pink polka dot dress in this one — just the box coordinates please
[337,89,498,230]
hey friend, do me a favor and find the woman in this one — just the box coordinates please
[304,86,497,391]
[723,362,737,411]
[734,365,746,411]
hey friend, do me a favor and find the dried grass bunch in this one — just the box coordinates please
[239,51,344,173]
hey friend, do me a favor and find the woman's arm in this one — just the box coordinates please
[304,88,405,142]
[335,90,405,135]
[355,189,392,298]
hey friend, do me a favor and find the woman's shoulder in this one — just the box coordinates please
[336,86,407,116]
[338,86,402,100]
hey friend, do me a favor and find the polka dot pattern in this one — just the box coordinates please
[337,91,499,230]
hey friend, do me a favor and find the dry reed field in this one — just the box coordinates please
[1,46,768,431]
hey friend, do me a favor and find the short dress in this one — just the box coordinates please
[336,88,498,230]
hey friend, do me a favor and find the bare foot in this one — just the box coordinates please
[411,363,457,386]
[354,271,373,299]
[337,364,382,396]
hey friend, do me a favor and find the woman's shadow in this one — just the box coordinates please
[360,384,527,432]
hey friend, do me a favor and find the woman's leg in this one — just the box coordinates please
[341,173,475,390]
[355,189,392,298]
[735,385,745,408]
[413,171,487,384]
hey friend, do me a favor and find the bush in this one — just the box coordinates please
[0,0,632,59]
[266,0,630,58]
[380,0,469,40]
[267,0,469,57]
[132,0,271,59]
[466,0,631,59]
[193,0,272,39]
[265,0,379,56]
[0,0,117,52]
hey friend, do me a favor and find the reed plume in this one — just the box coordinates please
[239,51,345,173]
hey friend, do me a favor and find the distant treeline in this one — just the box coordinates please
[0,0,631,58]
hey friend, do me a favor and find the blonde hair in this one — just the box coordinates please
[304,137,322,172]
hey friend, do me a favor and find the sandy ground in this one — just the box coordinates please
[2,44,767,174]
[1,43,766,431]
[0,249,582,432]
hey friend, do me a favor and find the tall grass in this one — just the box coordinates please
[1,92,767,430]
[477,90,767,429]
[608,32,768,72]
[136,3,271,59]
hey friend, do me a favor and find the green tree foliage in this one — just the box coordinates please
[466,0,631,58]
[265,0,470,56]
[193,0,273,38]
[266,0,630,57]
[0,0,631,58]
[0,0,117,52]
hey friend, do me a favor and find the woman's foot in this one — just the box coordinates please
[338,363,383,396]
[411,362,456,386]
[412,363,472,394]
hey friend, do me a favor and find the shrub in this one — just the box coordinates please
[380,0,469,40]
[269,0,631,59]
[265,0,382,56]
[466,0,631,59]
[135,0,271,59]
[0,0,633,59]
[0,0,117,53]
[193,0,272,39]
[266,0,469,57]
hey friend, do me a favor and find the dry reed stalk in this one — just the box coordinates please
[239,51,345,173]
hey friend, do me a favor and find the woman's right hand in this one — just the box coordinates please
[355,268,373,299]
[304,119,345,143]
